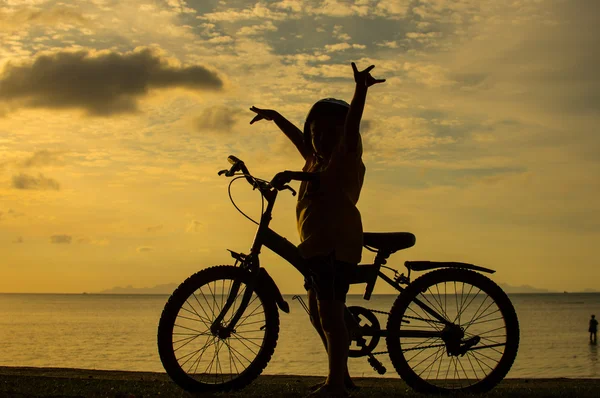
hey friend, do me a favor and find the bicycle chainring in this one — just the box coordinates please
[346,306,382,358]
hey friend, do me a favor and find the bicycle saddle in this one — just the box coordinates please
[363,232,416,253]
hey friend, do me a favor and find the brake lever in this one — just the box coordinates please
[282,185,297,196]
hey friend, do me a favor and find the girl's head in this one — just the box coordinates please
[303,98,349,158]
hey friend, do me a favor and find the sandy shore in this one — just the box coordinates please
[1,366,599,397]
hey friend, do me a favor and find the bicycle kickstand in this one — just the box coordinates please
[292,295,311,317]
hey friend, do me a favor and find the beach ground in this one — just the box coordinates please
[1,366,599,397]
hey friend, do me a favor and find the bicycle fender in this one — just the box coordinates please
[404,261,495,274]
[259,267,290,313]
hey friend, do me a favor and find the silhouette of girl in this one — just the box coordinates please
[249,63,385,398]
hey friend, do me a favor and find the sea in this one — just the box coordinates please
[0,293,598,379]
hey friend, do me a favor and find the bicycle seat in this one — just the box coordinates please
[363,232,416,253]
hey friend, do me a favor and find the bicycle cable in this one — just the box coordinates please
[227,174,266,225]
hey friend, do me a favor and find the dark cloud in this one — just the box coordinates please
[146,224,164,232]
[21,150,65,168]
[194,105,241,132]
[50,234,72,244]
[0,48,224,116]
[13,236,24,244]
[12,173,60,190]
[137,246,153,252]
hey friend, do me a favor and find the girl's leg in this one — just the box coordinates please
[308,288,328,350]
[318,298,349,391]
[307,289,356,390]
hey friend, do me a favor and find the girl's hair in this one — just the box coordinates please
[303,98,350,147]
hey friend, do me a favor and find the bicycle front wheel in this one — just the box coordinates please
[157,265,280,393]
[386,268,519,394]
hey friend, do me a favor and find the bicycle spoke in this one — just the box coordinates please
[417,345,446,379]
[465,350,482,382]
[179,305,212,326]
[195,289,216,322]
[453,284,475,324]
[406,302,444,331]
[181,336,215,370]
[174,323,209,335]
[173,332,205,349]
[223,339,240,376]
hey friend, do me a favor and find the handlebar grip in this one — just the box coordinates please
[228,155,241,165]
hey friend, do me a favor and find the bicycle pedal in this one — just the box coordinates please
[367,355,386,375]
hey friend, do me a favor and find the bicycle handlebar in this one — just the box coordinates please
[218,155,296,196]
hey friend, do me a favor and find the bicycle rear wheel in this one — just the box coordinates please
[386,268,519,394]
[157,265,280,393]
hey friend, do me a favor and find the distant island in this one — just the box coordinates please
[497,283,553,294]
[98,284,178,294]
[96,282,597,295]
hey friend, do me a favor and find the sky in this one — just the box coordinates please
[0,0,599,294]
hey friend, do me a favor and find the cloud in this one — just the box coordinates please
[207,35,234,44]
[0,6,89,32]
[136,246,153,252]
[13,236,24,244]
[0,48,224,116]
[237,21,278,36]
[50,234,72,244]
[20,150,65,168]
[12,173,60,190]
[324,43,366,52]
[198,3,289,22]
[194,106,241,133]
[332,25,351,41]
[374,0,410,18]
[165,0,197,15]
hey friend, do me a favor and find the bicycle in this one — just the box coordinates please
[157,155,520,394]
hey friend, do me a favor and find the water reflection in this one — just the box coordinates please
[589,341,597,377]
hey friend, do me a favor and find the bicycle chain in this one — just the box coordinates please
[370,343,447,356]
[364,308,446,324]
[361,308,447,356]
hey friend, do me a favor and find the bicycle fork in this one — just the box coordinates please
[210,264,260,337]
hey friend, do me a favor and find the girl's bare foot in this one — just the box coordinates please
[305,383,350,398]
[309,378,359,392]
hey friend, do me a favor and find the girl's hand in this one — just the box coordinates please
[249,106,279,124]
[351,62,386,88]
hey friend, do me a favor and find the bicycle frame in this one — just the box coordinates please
[211,178,452,339]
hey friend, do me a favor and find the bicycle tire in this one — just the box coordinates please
[157,265,280,393]
[386,268,519,394]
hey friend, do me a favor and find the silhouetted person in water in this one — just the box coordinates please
[590,315,598,344]
[250,62,385,398]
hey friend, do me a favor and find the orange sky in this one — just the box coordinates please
[1,0,599,294]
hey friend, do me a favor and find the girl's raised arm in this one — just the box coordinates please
[250,106,310,160]
[344,63,386,153]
